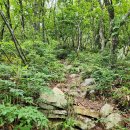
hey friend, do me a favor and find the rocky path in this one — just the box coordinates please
[38,63,123,130]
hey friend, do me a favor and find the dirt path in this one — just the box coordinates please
[47,61,128,130]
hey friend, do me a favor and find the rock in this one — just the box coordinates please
[89,90,95,94]
[66,65,72,70]
[74,105,100,118]
[42,110,67,115]
[100,104,114,117]
[75,116,95,130]
[41,110,67,119]
[39,103,57,110]
[81,85,96,92]
[80,85,96,98]
[105,113,122,129]
[69,74,77,78]
[81,78,95,87]
[39,87,67,108]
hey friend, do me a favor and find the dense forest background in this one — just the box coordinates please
[0,0,130,130]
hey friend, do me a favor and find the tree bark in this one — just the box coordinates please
[41,0,46,42]
[33,0,40,31]
[4,0,12,28]
[98,0,106,51]
[19,0,25,30]
[0,10,27,65]
[0,22,5,41]
[99,21,105,51]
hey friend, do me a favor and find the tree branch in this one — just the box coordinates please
[120,10,130,27]
[0,10,27,65]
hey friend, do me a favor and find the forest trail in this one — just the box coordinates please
[40,61,124,130]
[52,62,103,111]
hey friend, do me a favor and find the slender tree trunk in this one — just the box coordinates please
[0,10,27,65]
[99,20,105,51]
[72,33,75,48]
[33,0,40,31]
[53,2,58,40]
[4,0,12,28]
[41,0,46,42]
[19,0,25,30]
[77,24,81,52]
[0,22,5,41]
[104,0,118,66]
[98,0,105,51]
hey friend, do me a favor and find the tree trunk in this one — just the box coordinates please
[19,0,25,30]
[104,0,118,66]
[99,20,105,51]
[33,0,40,31]
[77,24,81,52]
[53,2,58,40]
[41,0,46,42]
[0,22,5,41]
[4,0,12,28]
[98,0,106,51]
[0,10,27,65]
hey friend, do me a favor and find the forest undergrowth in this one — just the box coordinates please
[0,40,130,129]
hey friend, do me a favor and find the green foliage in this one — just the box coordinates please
[0,64,14,79]
[0,0,130,129]
[92,68,116,91]
[113,87,130,109]
[62,118,76,130]
[0,104,48,129]
[0,40,66,128]
[50,118,76,130]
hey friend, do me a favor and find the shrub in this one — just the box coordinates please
[0,104,48,129]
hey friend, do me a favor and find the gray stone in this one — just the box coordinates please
[69,74,77,78]
[100,104,114,117]
[41,110,67,119]
[38,103,56,110]
[81,78,95,87]
[74,105,100,119]
[42,110,67,115]
[89,90,95,94]
[39,87,67,108]
[76,116,95,130]
[66,65,72,70]
[105,113,122,129]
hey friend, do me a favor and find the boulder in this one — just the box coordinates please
[105,113,122,129]
[81,78,95,87]
[100,104,114,117]
[41,110,67,119]
[75,116,95,130]
[74,105,100,119]
[39,87,67,108]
